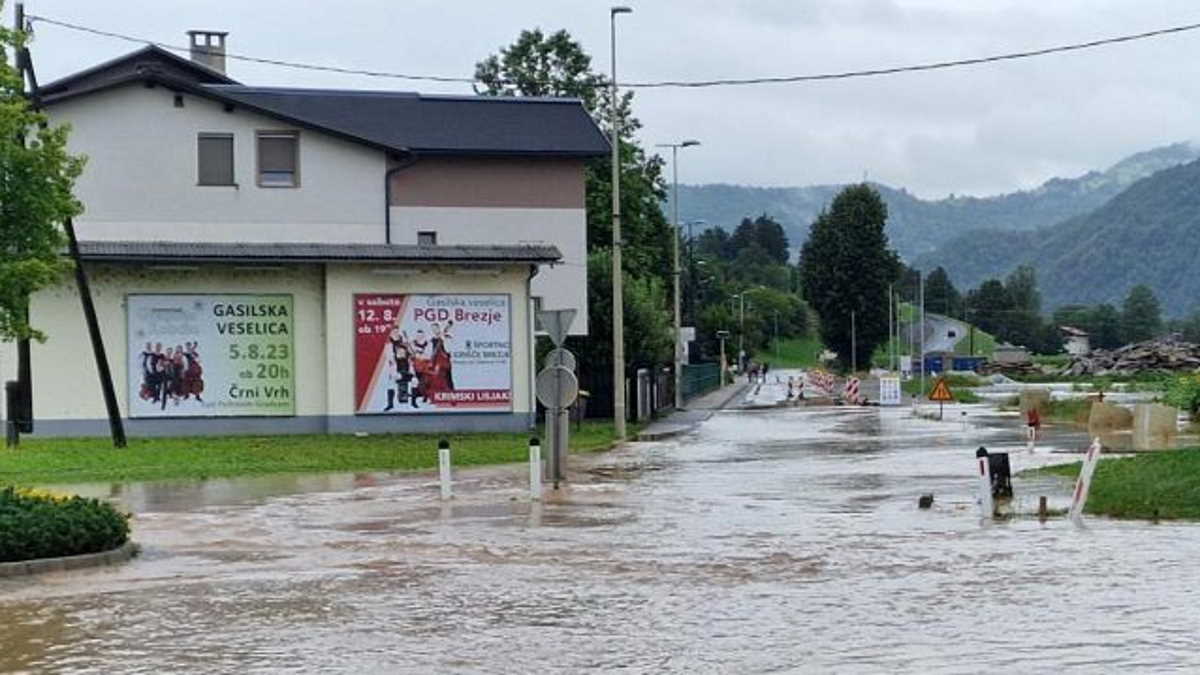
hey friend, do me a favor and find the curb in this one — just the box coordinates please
[635,383,753,441]
[0,540,140,578]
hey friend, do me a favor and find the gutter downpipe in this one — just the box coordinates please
[384,151,419,244]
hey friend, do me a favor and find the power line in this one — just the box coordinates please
[27,13,1200,89]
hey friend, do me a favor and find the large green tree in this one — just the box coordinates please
[0,21,85,341]
[799,184,899,370]
[475,28,673,410]
[923,266,961,317]
[1121,284,1163,344]
[474,29,668,286]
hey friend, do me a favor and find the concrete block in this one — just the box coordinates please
[1132,403,1178,451]
[1088,401,1133,435]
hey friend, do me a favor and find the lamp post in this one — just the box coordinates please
[732,292,746,371]
[610,5,632,438]
[656,140,700,409]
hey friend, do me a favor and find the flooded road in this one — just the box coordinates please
[4,389,1200,672]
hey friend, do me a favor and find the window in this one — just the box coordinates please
[417,231,438,246]
[257,131,299,187]
[197,133,234,186]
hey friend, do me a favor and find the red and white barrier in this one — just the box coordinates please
[844,377,861,404]
[805,370,836,396]
[1068,437,1102,521]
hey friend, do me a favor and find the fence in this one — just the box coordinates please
[681,362,722,402]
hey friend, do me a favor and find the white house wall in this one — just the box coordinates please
[47,84,387,244]
[389,206,588,334]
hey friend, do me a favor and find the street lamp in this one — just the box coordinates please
[610,5,632,438]
[731,292,746,371]
[656,139,700,409]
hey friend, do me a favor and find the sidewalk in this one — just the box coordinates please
[635,380,752,441]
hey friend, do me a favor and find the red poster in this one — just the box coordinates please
[354,294,512,414]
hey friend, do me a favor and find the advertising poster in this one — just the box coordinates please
[354,294,512,414]
[126,294,295,418]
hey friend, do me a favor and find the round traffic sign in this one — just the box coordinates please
[536,365,579,408]
[544,347,577,372]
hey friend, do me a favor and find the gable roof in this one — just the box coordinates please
[37,45,237,99]
[39,46,609,158]
[206,86,610,157]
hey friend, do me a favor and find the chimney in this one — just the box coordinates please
[187,30,228,74]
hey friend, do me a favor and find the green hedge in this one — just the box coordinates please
[0,487,130,563]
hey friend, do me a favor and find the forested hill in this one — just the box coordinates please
[917,157,1200,315]
[674,142,1198,261]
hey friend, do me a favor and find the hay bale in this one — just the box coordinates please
[1132,403,1178,451]
[1088,401,1134,434]
[1019,388,1051,415]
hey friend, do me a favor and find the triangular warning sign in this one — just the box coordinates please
[928,377,955,402]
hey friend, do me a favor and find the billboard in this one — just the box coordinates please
[354,294,512,414]
[126,294,295,418]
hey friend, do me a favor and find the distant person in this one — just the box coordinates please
[1026,407,1041,441]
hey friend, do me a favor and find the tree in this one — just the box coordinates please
[965,279,1011,338]
[474,29,668,285]
[0,22,85,341]
[799,184,899,370]
[730,214,789,265]
[1121,284,1163,344]
[1090,303,1123,350]
[924,266,961,317]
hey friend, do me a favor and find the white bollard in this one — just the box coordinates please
[529,437,543,501]
[976,447,994,520]
[438,439,452,500]
[1026,425,1036,453]
[1069,437,1102,521]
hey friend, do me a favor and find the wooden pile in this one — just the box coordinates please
[1060,337,1200,376]
[977,361,1048,377]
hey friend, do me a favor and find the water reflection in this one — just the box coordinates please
[3,397,1199,672]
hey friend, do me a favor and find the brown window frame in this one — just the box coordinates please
[256,130,300,188]
[197,132,235,186]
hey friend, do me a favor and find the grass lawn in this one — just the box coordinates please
[903,373,983,403]
[0,421,635,486]
[767,336,825,369]
[954,327,996,357]
[1032,448,1200,519]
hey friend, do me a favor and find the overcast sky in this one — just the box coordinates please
[24,0,1200,198]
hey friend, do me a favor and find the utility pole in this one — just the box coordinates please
[656,140,700,410]
[14,5,124,447]
[610,6,631,438]
[773,310,780,361]
[888,284,894,372]
[850,310,857,374]
[738,293,745,371]
[919,271,926,404]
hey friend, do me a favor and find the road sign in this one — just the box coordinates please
[544,347,577,372]
[537,309,576,347]
[536,365,579,409]
[928,377,954,402]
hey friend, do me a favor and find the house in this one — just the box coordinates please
[1060,325,1090,356]
[0,32,607,436]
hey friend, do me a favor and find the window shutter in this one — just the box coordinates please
[198,135,234,185]
[259,135,297,173]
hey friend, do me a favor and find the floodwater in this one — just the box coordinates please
[4,378,1200,673]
